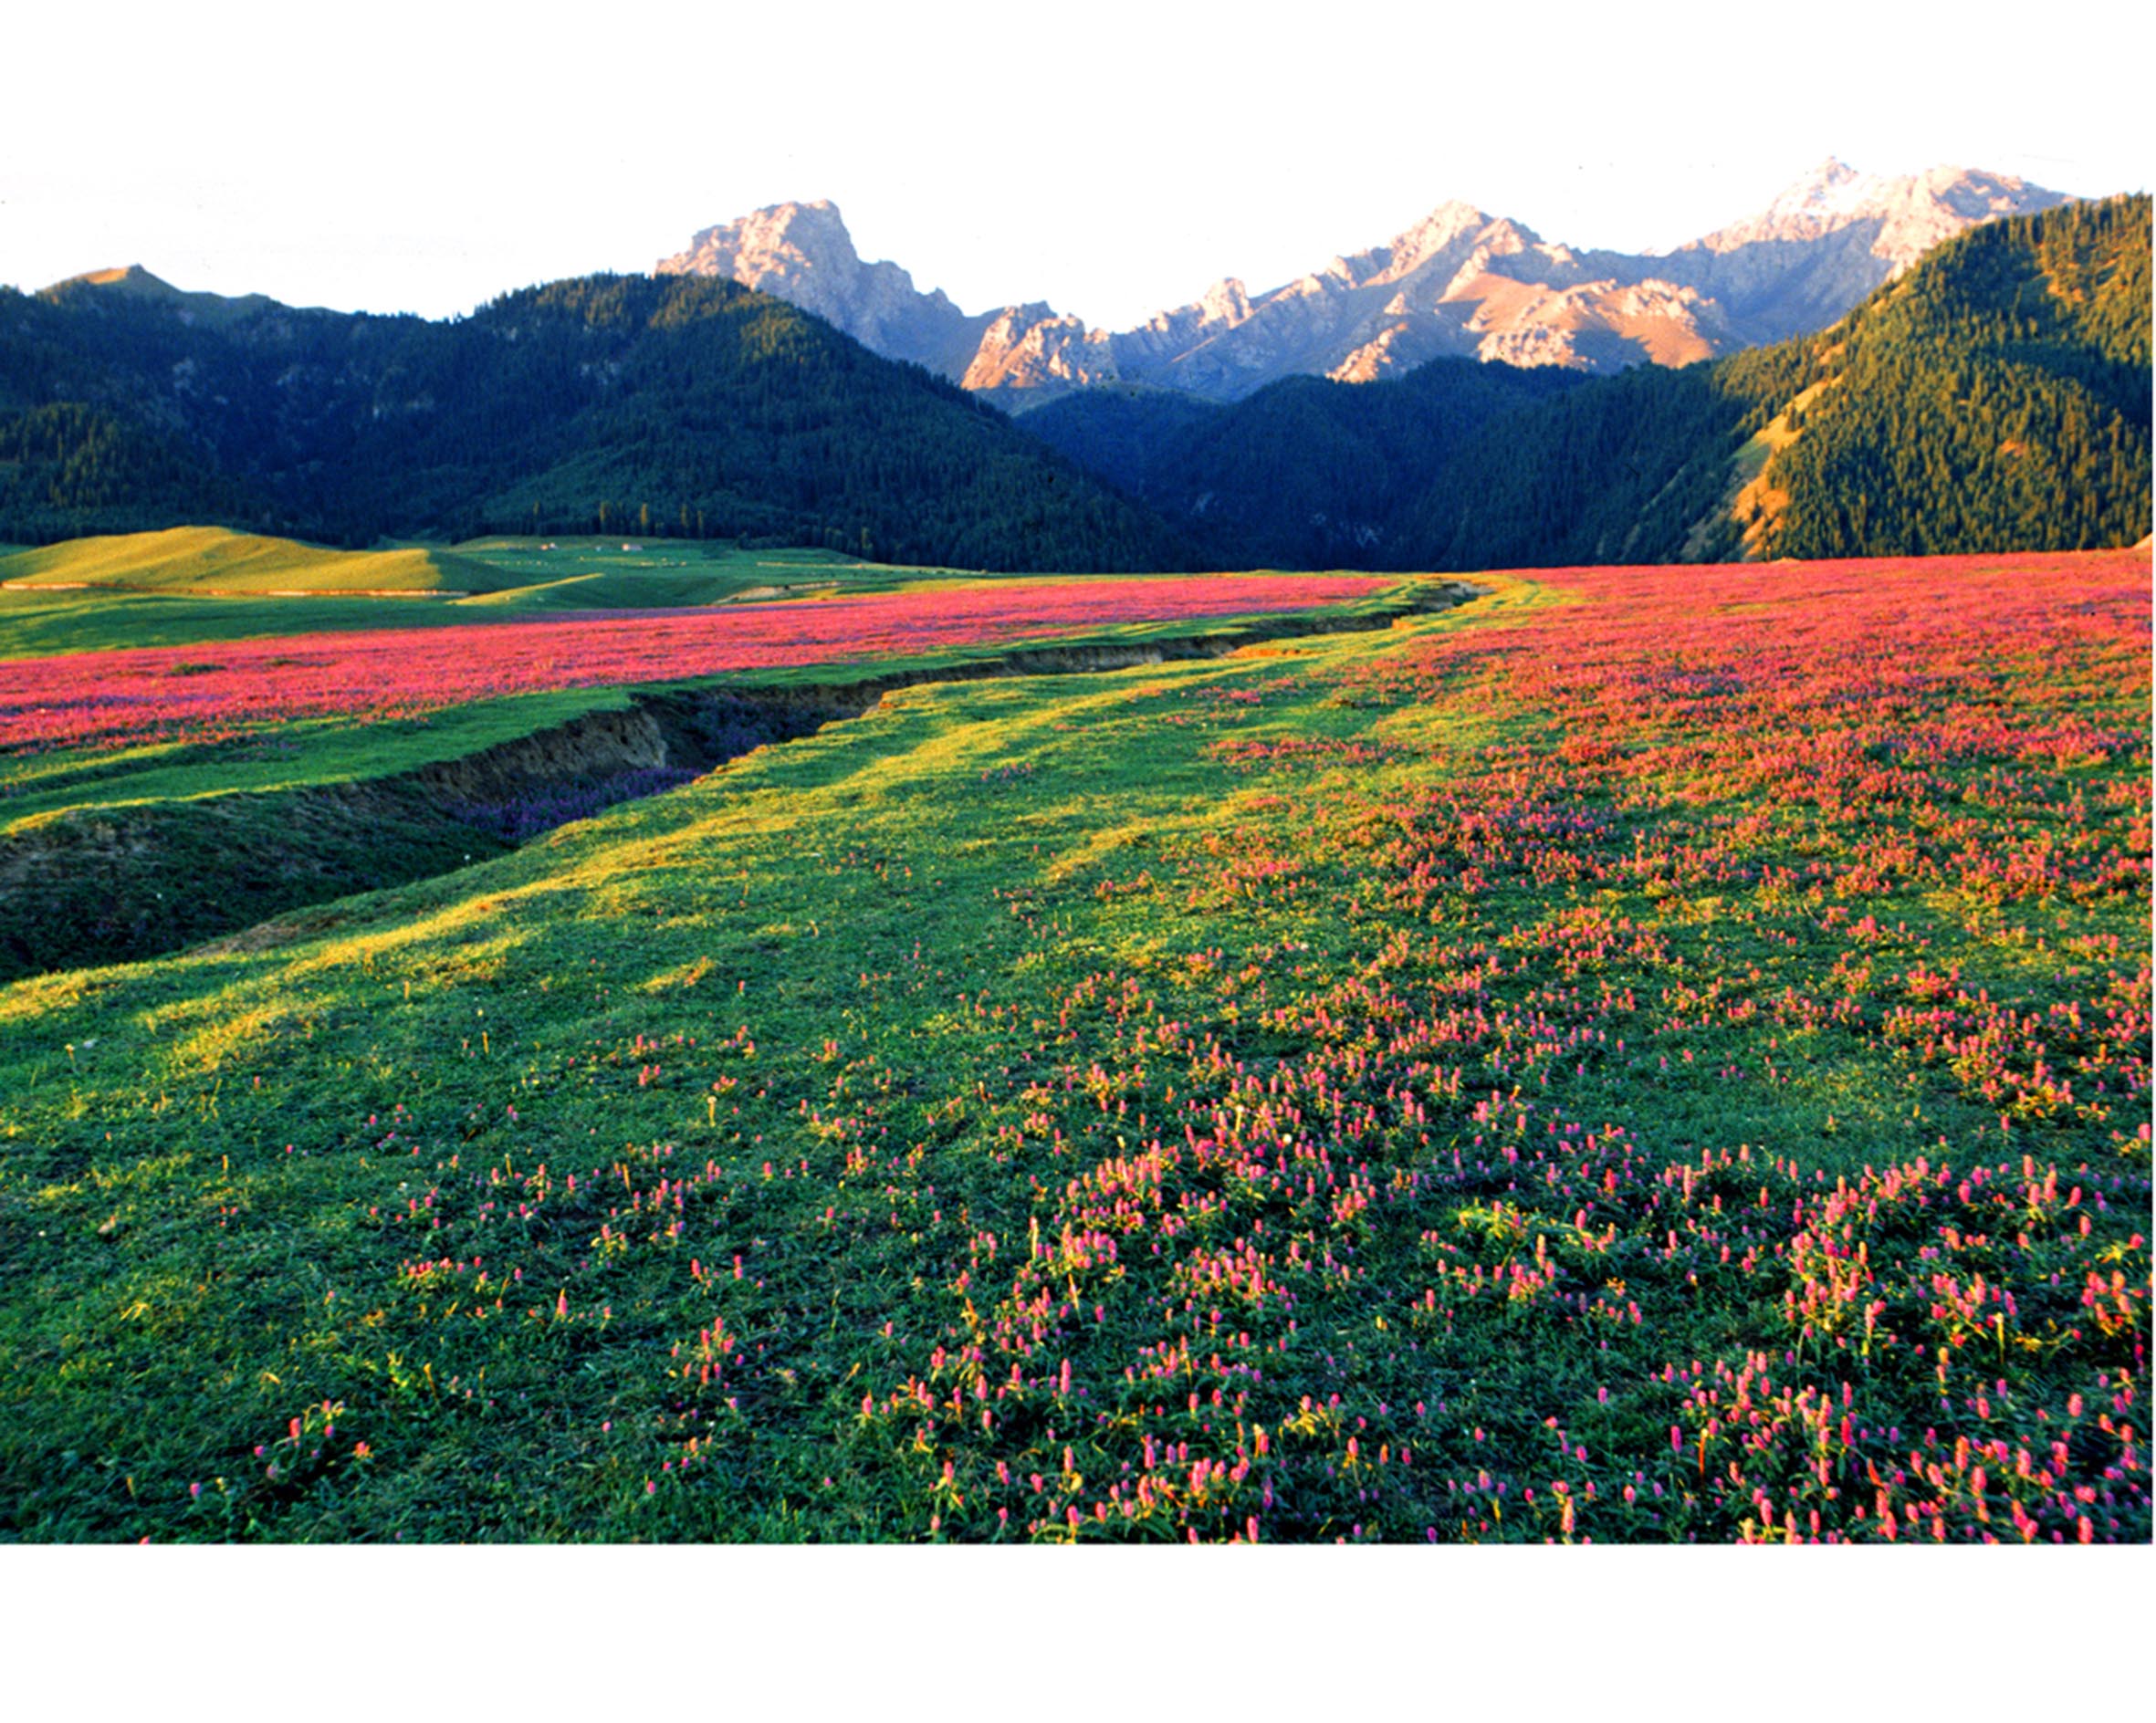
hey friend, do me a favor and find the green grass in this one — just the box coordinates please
[0,559,2143,1543]
[0,545,1434,978]
[0,533,1097,662]
[2,524,1426,843]
[0,560,2139,1543]
[2,686,671,827]
[0,527,524,598]
[2,588,1428,827]
[445,538,972,611]
[0,621,1470,1539]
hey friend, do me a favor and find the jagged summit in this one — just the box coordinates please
[1790,155,1863,194]
[658,162,2077,406]
[660,201,1113,398]
[1729,158,1875,230]
[656,201,985,371]
[664,200,889,292]
[1380,201,1502,264]
[1685,161,2067,268]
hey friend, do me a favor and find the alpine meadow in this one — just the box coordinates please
[1,143,2148,1560]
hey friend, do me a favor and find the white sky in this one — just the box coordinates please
[4,1,2148,330]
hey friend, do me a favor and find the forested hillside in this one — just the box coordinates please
[0,402,268,543]
[1378,362,1755,568]
[1722,194,2151,556]
[4,198,2145,572]
[0,272,1188,570]
[1022,352,1761,570]
[1022,362,1579,569]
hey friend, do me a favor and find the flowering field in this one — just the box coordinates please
[0,573,1393,756]
[0,548,2145,1543]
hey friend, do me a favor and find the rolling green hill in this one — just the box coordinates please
[0,535,1095,666]
[0,528,934,612]
[0,527,518,596]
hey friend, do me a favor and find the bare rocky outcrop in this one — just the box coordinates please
[1636,159,2072,345]
[657,163,2071,405]
[656,199,1001,380]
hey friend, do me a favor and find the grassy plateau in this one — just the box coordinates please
[0,539,2145,1544]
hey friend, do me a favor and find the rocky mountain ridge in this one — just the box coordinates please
[656,161,2070,406]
